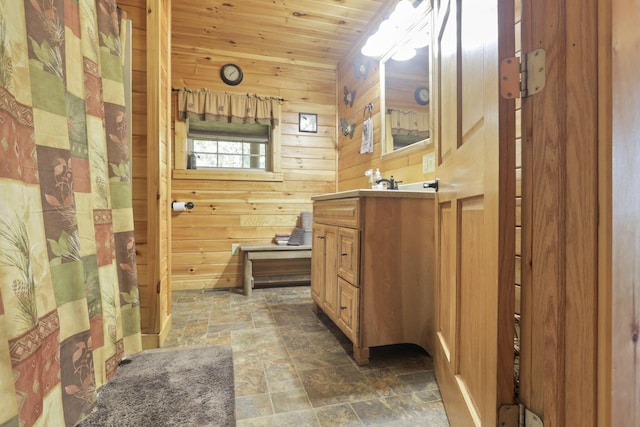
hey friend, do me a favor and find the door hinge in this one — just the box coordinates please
[498,403,543,427]
[500,48,546,99]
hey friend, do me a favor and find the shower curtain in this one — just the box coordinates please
[0,1,141,426]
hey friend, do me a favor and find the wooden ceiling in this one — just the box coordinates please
[171,0,393,67]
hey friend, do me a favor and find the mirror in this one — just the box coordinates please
[379,8,432,156]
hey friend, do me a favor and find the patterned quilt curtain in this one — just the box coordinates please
[387,108,430,137]
[0,1,141,426]
[177,88,281,126]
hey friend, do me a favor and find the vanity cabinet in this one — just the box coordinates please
[311,190,435,365]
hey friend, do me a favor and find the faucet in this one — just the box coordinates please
[376,175,402,190]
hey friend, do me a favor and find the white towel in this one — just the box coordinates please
[360,116,373,154]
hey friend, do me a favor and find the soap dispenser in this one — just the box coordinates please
[373,168,383,190]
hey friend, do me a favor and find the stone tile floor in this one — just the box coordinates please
[163,286,450,426]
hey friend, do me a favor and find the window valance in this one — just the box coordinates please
[387,108,429,136]
[177,89,281,126]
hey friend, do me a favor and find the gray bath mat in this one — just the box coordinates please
[79,346,235,426]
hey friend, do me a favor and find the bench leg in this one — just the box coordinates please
[243,255,253,296]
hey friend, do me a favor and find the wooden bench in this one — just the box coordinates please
[240,244,312,296]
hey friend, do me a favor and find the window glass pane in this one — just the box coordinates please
[218,141,241,154]
[196,153,218,168]
[219,154,243,168]
[194,140,217,153]
[189,134,268,170]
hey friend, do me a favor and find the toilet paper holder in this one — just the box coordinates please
[172,200,195,211]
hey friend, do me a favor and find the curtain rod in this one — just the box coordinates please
[171,87,285,102]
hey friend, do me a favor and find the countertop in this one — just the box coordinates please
[311,188,436,201]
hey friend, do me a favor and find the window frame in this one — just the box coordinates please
[188,133,269,171]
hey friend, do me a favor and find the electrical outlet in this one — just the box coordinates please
[231,243,240,255]
[423,152,436,173]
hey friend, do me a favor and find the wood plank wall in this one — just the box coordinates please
[515,0,522,316]
[119,0,151,330]
[336,8,437,191]
[119,0,172,346]
[170,46,337,290]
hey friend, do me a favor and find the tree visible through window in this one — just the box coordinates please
[190,137,267,170]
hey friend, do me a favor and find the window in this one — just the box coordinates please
[189,138,267,170]
[188,120,270,171]
[175,89,282,181]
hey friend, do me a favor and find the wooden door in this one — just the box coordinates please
[432,0,515,425]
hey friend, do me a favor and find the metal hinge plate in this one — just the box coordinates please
[498,404,543,427]
[500,48,546,99]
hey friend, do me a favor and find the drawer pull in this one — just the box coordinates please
[341,253,348,256]
[340,306,347,310]
[317,236,325,239]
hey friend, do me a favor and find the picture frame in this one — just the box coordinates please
[299,113,318,133]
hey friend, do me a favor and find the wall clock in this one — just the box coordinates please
[414,86,429,105]
[220,63,243,86]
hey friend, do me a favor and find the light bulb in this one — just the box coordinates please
[391,46,416,61]
[390,0,413,24]
[411,30,430,49]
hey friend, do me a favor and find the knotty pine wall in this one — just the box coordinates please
[170,49,337,290]
[119,0,172,347]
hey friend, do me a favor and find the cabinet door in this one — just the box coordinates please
[311,224,326,305]
[322,226,338,318]
[337,227,359,285]
[312,224,339,318]
[337,277,359,343]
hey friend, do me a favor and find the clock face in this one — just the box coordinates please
[220,64,243,86]
[415,86,430,105]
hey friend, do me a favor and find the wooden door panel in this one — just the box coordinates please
[437,201,455,363]
[457,196,486,423]
[438,0,458,162]
[460,4,487,138]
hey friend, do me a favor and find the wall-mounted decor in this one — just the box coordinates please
[299,113,317,133]
[354,58,370,79]
[340,118,356,139]
[220,63,243,85]
[343,86,356,107]
[414,86,429,105]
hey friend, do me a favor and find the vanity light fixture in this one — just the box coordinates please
[361,0,430,61]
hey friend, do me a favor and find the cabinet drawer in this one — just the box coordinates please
[338,228,359,285]
[337,277,359,344]
[313,198,360,228]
